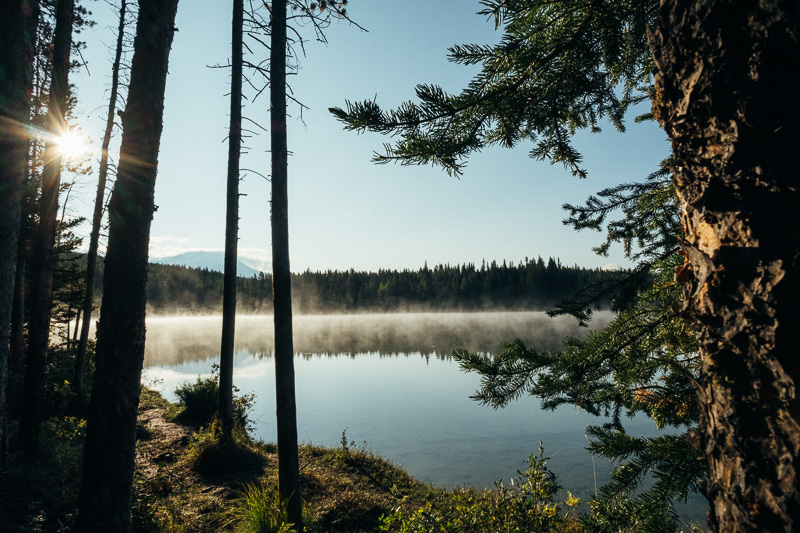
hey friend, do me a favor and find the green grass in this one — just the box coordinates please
[239,483,317,533]
[377,448,583,533]
[5,361,658,533]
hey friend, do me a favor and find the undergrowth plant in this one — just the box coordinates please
[239,482,316,533]
[454,171,706,530]
[379,445,581,533]
[171,365,254,430]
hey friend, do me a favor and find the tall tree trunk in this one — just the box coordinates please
[71,308,80,341]
[9,234,27,382]
[8,190,33,417]
[270,0,303,529]
[219,0,244,442]
[0,0,39,469]
[650,1,800,530]
[75,0,178,530]
[19,0,73,451]
[74,0,128,396]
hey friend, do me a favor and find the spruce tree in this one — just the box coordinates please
[331,1,800,529]
[456,165,705,529]
[330,0,654,177]
[650,2,800,529]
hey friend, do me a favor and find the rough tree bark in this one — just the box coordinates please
[9,191,32,413]
[19,0,74,450]
[270,0,303,529]
[0,0,39,469]
[74,0,128,396]
[219,0,244,442]
[75,0,179,530]
[650,1,800,530]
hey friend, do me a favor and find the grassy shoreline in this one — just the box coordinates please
[132,387,444,532]
[1,385,582,532]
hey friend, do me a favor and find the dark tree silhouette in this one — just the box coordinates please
[0,0,40,468]
[74,0,128,396]
[219,0,244,442]
[269,0,303,529]
[75,0,179,530]
[19,0,74,450]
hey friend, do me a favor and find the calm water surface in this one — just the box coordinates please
[141,312,706,523]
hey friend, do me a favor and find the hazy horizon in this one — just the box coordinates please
[139,311,612,368]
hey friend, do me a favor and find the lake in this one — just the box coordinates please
[140,312,707,523]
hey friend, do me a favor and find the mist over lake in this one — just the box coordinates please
[141,311,705,523]
[141,311,600,366]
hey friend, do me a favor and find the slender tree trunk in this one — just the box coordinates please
[19,0,73,451]
[651,1,800,530]
[71,309,79,341]
[64,304,72,350]
[74,0,127,396]
[8,192,32,417]
[9,235,27,377]
[219,0,244,442]
[75,0,178,530]
[0,0,39,469]
[270,0,303,529]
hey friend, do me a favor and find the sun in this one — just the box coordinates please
[54,128,90,161]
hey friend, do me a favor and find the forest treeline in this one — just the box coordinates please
[88,255,620,314]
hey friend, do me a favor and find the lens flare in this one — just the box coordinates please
[54,128,90,161]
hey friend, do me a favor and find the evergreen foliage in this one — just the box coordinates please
[330,2,708,525]
[51,217,86,347]
[454,174,705,529]
[133,257,617,313]
[329,0,656,177]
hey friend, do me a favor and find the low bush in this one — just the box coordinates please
[171,365,253,430]
[379,446,582,533]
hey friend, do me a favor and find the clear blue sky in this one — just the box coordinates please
[69,0,670,273]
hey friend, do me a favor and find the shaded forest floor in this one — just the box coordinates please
[0,383,697,533]
[130,389,439,532]
[0,387,447,532]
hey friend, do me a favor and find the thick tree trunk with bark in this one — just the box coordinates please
[650,1,800,530]
[19,0,73,450]
[0,0,39,469]
[75,0,178,530]
[74,0,128,396]
[270,0,303,529]
[219,0,243,441]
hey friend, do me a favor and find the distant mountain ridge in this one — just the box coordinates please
[153,251,265,278]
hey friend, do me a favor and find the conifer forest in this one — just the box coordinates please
[1,1,798,532]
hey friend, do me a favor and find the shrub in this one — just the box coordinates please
[379,445,581,533]
[171,365,253,430]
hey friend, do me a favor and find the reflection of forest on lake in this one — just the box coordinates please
[141,311,706,524]
[143,311,612,367]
